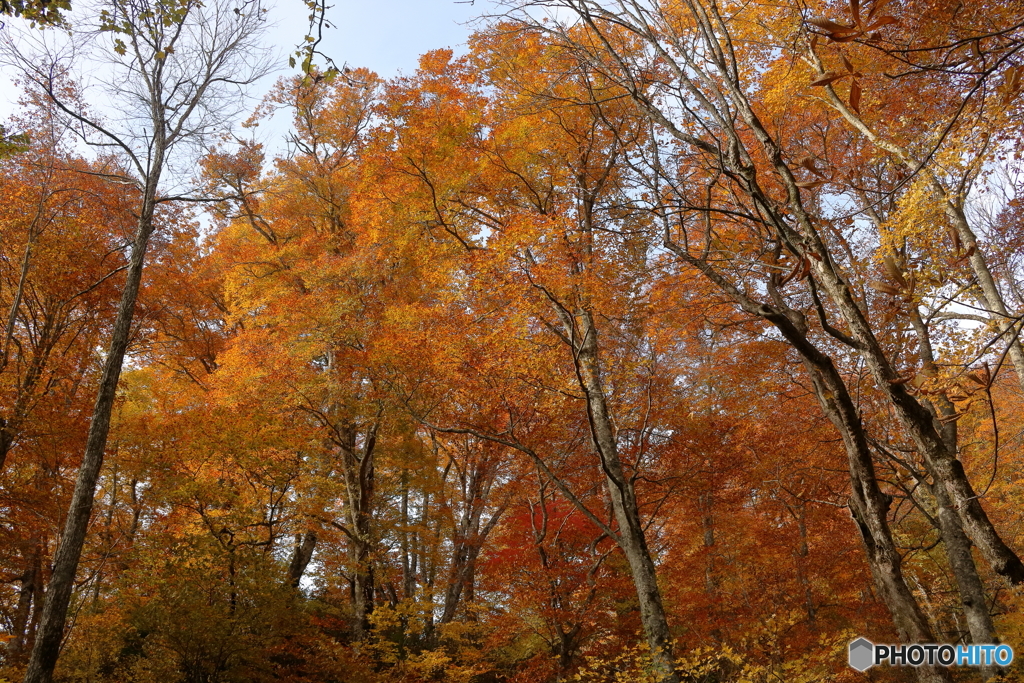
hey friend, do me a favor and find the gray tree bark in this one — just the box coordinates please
[10,0,270,677]
[287,532,318,588]
[439,448,507,624]
[658,235,949,682]
[8,542,42,660]
[557,306,679,683]
[23,177,160,683]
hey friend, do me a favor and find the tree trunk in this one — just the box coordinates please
[707,22,1024,591]
[813,68,1024,398]
[699,492,716,597]
[787,504,816,624]
[661,237,945,679]
[906,307,1000,676]
[746,94,1024,588]
[351,540,374,639]
[338,421,377,639]
[9,543,42,660]
[286,532,317,588]
[804,359,952,683]
[440,456,507,625]
[1,313,57,474]
[835,292,1024,586]
[563,307,679,683]
[23,178,160,683]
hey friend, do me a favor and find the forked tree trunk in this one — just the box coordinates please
[808,262,1024,587]
[337,421,378,640]
[287,532,317,588]
[440,457,507,624]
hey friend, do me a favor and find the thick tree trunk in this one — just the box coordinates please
[804,363,934,630]
[23,181,159,683]
[771,307,951,683]
[350,540,374,639]
[861,357,1024,587]
[440,540,475,623]
[929,479,998,671]
[732,112,1024,589]
[555,623,582,678]
[848,301,1022,586]
[804,360,952,683]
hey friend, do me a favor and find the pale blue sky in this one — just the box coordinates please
[249,0,499,153]
[293,0,496,77]
[1,0,498,123]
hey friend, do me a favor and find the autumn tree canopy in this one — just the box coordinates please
[2,1,1024,683]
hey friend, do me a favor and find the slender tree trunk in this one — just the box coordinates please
[339,421,377,640]
[1,232,34,371]
[411,491,426,602]
[564,308,679,683]
[662,237,946,679]
[699,492,715,597]
[400,471,413,599]
[907,308,1000,675]
[787,503,816,624]
[23,178,160,683]
[811,68,1024,396]
[1,314,56,473]
[947,204,1024,391]
[804,359,952,683]
[1,187,47,374]
[705,31,1024,591]
[731,116,1024,589]
[440,461,506,624]
[286,532,317,588]
[9,543,42,660]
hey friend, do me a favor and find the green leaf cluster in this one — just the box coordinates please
[0,0,69,25]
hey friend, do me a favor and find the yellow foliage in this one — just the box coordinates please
[365,601,491,682]
[573,621,860,683]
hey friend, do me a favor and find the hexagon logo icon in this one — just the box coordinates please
[849,637,874,671]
